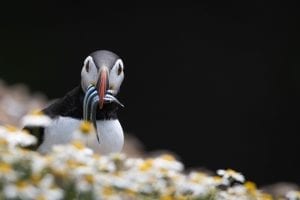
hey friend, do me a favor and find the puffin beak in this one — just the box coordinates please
[97,68,109,109]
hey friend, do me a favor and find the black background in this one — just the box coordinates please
[0,1,299,185]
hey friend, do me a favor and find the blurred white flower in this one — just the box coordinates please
[96,156,116,173]
[177,181,209,197]
[217,169,245,186]
[98,186,123,200]
[21,110,52,127]
[227,185,247,195]
[0,125,37,148]
[189,172,215,185]
[36,174,64,200]
[286,190,300,200]
[30,155,49,174]
[0,162,17,182]
[73,166,96,192]
[3,181,39,199]
[153,154,184,172]
[0,120,277,200]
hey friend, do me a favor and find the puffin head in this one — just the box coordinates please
[80,50,125,143]
[81,50,125,109]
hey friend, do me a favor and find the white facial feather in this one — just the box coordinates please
[81,56,99,92]
[81,56,124,95]
[108,59,124,95]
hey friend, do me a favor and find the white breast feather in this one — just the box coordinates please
[38,116,124,154]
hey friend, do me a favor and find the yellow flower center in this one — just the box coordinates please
[53,168,67,178]
[102,186,114,196]
[84,174,94,184]
[0,138,8,146]
[139,159,153,171]
[30,109,44,116]
[213,176,222,183]
[5,125,18,132]
[226,168,237,176]
[191,172,206,183]
[244,181,257,194]
[259,193,273,200]
[31,174,42,184]
[67,159,84,168]
[0,163,11,173]
[175,195,189,200]
[80,121,93,134]
[37,195,46,200]
[124,189,136,196]
[16,181,29,189]
[161,154,175,161]
[160,195,173,200]
[72,140,85,149]
[93,154,101,160]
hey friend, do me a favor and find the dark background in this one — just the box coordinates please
[0,1,299,185]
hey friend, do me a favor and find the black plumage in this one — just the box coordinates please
[24,86,120,150]
[43,86,119,120]
[23,50,124,152]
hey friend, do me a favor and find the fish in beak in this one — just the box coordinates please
[83,67,124,143]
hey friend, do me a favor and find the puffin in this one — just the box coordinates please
[24,50,125,154]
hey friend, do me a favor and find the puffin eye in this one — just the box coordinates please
[117,64,122,75]
[85,61,90,72]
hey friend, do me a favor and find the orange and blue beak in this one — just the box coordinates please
[97,68,109,109]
